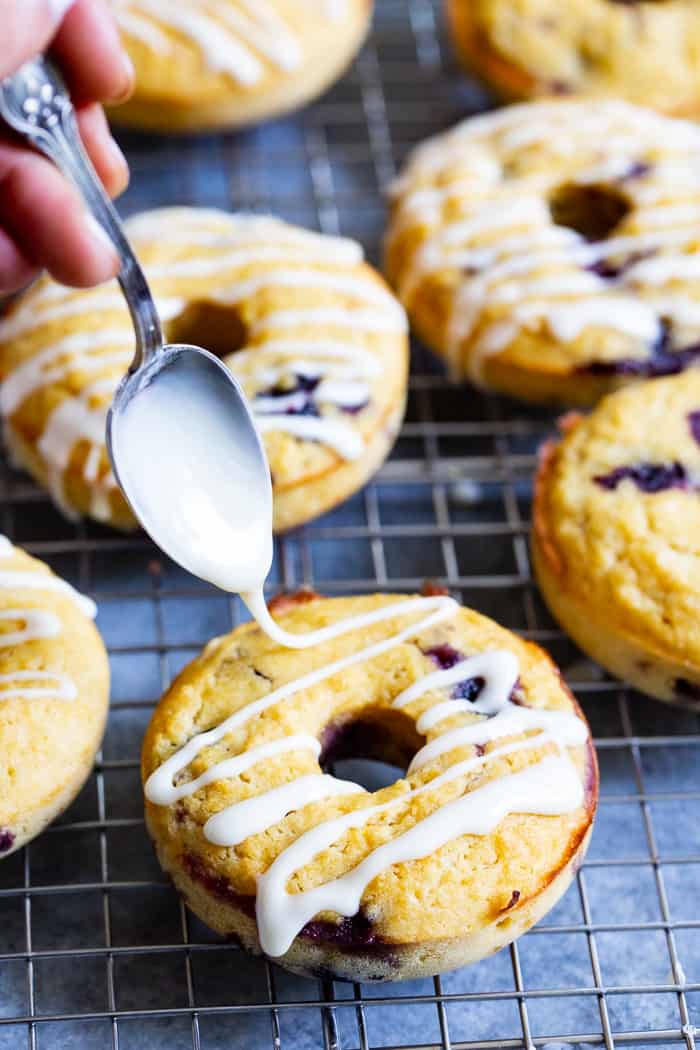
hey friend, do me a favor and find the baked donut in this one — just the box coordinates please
[385,100,700,404]
[533,372,700,707]
[0,536,109,857]
[446,0,700,117]
[142,591,597,982]
[0,207,408,532]
[109,0,372,132]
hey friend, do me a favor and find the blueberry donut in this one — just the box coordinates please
[142,591,597,981]
[533,372,700,707]
[0,537,108,857]
[0,207,408,532]
[110,0,372,132]
[385,100,700,404]
[447,0,700,116]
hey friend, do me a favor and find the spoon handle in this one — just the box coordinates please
[0,56,162,369]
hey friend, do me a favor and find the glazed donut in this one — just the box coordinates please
[0,537,109,858]
[109,0,372,132]
[385,100,700,405]
[446,0,700,117]
[0,207,408,532]
[142,591,597,982]
[533,372,700,708]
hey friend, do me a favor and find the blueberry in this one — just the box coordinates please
[452,676,485,702]
[582,319,700,378]
[594,461,689,493]
[424,644,464,670]
[0,828,15,853]
[688,411,700,447]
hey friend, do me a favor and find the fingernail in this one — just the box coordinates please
[113,51,135,103]
[46,0,76,25]
[107,134,128,176]
[86,215,120,275]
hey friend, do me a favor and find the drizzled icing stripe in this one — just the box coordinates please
[0,671,77,702]
[0,536,95,704]
[0,608,61,647]
[145,596,587,957]
[0,571,96,619]
[0,212,403,520]
[113,0,347,85]
[387,100,700,381]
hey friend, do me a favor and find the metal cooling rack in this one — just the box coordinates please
[1,1,699,1047]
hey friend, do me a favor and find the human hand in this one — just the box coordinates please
[0,0,134,294]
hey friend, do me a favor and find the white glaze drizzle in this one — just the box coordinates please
[0,535,94,704]
[0,608,61,647]
[257,752,581,957]
[204,773,365,847]
[0,211,403,520]
[145,595,587,956]
[0,571,96,619]
[113,0,345,84]
[0,670,77,702]
[387,100,700,380]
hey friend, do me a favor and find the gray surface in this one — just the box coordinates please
[1,0,700,1047]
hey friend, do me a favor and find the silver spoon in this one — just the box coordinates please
[0,57,272,582]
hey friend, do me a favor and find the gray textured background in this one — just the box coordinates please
[1,1,699,1047]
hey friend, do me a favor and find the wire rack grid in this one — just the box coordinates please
[1,1,700,1048]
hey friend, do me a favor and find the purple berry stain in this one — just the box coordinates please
[583,319,700,378]
[423,645,485,702]
[0,828,15,853]
[594,462,690,493]
[688,411,700,448]
[256,373,368,417]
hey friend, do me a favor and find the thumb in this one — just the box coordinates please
[0,1,76,79]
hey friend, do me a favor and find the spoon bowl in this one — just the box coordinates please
[107,343,273,590]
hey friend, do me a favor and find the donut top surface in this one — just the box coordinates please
[112,0,356,94]
[386,100,700,384]
[0,207,407,525]
[142,593,595,953]
[457,0,700,115]
[0,537,108,850]
[536,372,700,670]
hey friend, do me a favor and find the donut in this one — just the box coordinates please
[0,207,408,532]
[142,591,597,982]
[385,100,700,405]
[0,536,109,857]
[109,0,372,132]
[533,372,700,708]
[446,0,700,117]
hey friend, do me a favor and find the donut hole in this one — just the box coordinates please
[319,708,422,791]
[165,300,248,359]
[548,183,631,242]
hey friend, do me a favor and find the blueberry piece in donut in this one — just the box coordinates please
[424,643,464,669]
[688,412,700,446]
[593,461,690,493]
[0,829,15,853]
